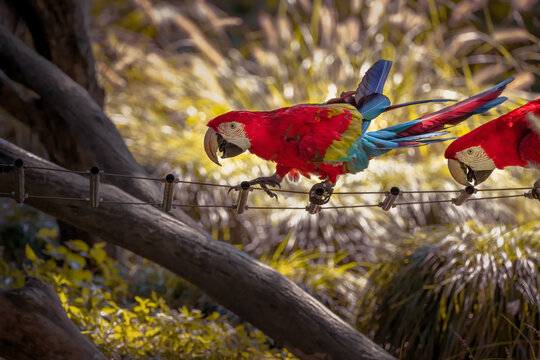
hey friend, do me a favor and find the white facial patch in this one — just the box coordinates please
[455,145,496,171]
[217,121,251,151]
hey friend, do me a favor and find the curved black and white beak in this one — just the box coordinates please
[447,159,493,186]
[204,128,246,166]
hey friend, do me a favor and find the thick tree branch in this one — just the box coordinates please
[0,70,42,127]
[0,277,107,360]
[0,70,92,171]
[0,138,394,360]
[0,0,103,170]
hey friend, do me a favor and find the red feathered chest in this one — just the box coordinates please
[244,104,355,180]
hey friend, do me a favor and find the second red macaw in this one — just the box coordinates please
[445,98,540,194]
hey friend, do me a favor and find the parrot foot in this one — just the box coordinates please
[229,174,282,200]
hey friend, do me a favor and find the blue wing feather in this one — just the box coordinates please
[357,93,391,121]
[354,60,392,100]
[472,97,507,114]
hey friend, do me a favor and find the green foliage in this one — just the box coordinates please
[0,231,297,359]
[360,222,540,359]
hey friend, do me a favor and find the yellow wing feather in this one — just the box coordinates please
[322,104,364,162]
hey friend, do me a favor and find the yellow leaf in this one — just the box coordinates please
[58,291,68,307]
[69,305,82,317]
[65,252,86,270]
[90,243,107,264]
[38,228,58,239]
[68,239,89,253]
[69,269,92,283]
[25,244,37,262]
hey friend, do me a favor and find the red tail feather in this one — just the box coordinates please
[396,79,511,138]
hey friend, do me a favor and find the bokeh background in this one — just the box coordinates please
[1,0,539,359]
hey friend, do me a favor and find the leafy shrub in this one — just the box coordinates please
[0,229,297,360]
[360,222,540,359]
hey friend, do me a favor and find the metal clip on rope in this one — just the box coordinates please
[452,185,477,205]
[306,183,333,214]
[89,166,100,208]
[14,159,25,203]
[379,187,400,211]
[234,181,251,214]
[524,180,540,201]
[162,174,175,212]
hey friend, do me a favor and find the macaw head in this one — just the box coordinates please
[445,137,496,186]
[204,111,253,166]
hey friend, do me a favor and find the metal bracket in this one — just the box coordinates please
[379,187,400,211]
[234,181,252,214]
[306,182,333,214]
[452,185,476,205]
[162,174,175,212]
[524,181,540,201]
[13,159,25,203]
[89,166,100,208]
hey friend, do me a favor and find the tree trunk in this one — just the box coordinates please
[0,138,395,360]
[0,277,107,360]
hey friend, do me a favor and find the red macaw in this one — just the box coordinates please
[204,60,512,198]
[445,99,540,194]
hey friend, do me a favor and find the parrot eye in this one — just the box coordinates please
[467,149,473,154]
[230,123,237,129]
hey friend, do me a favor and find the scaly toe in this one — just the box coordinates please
[260,184,279,200]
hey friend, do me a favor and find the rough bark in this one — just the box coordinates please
[0,277,107,360]
[0,138,395,360]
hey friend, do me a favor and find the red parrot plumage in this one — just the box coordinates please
[445,98,540,186]
[203,60,512,197]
